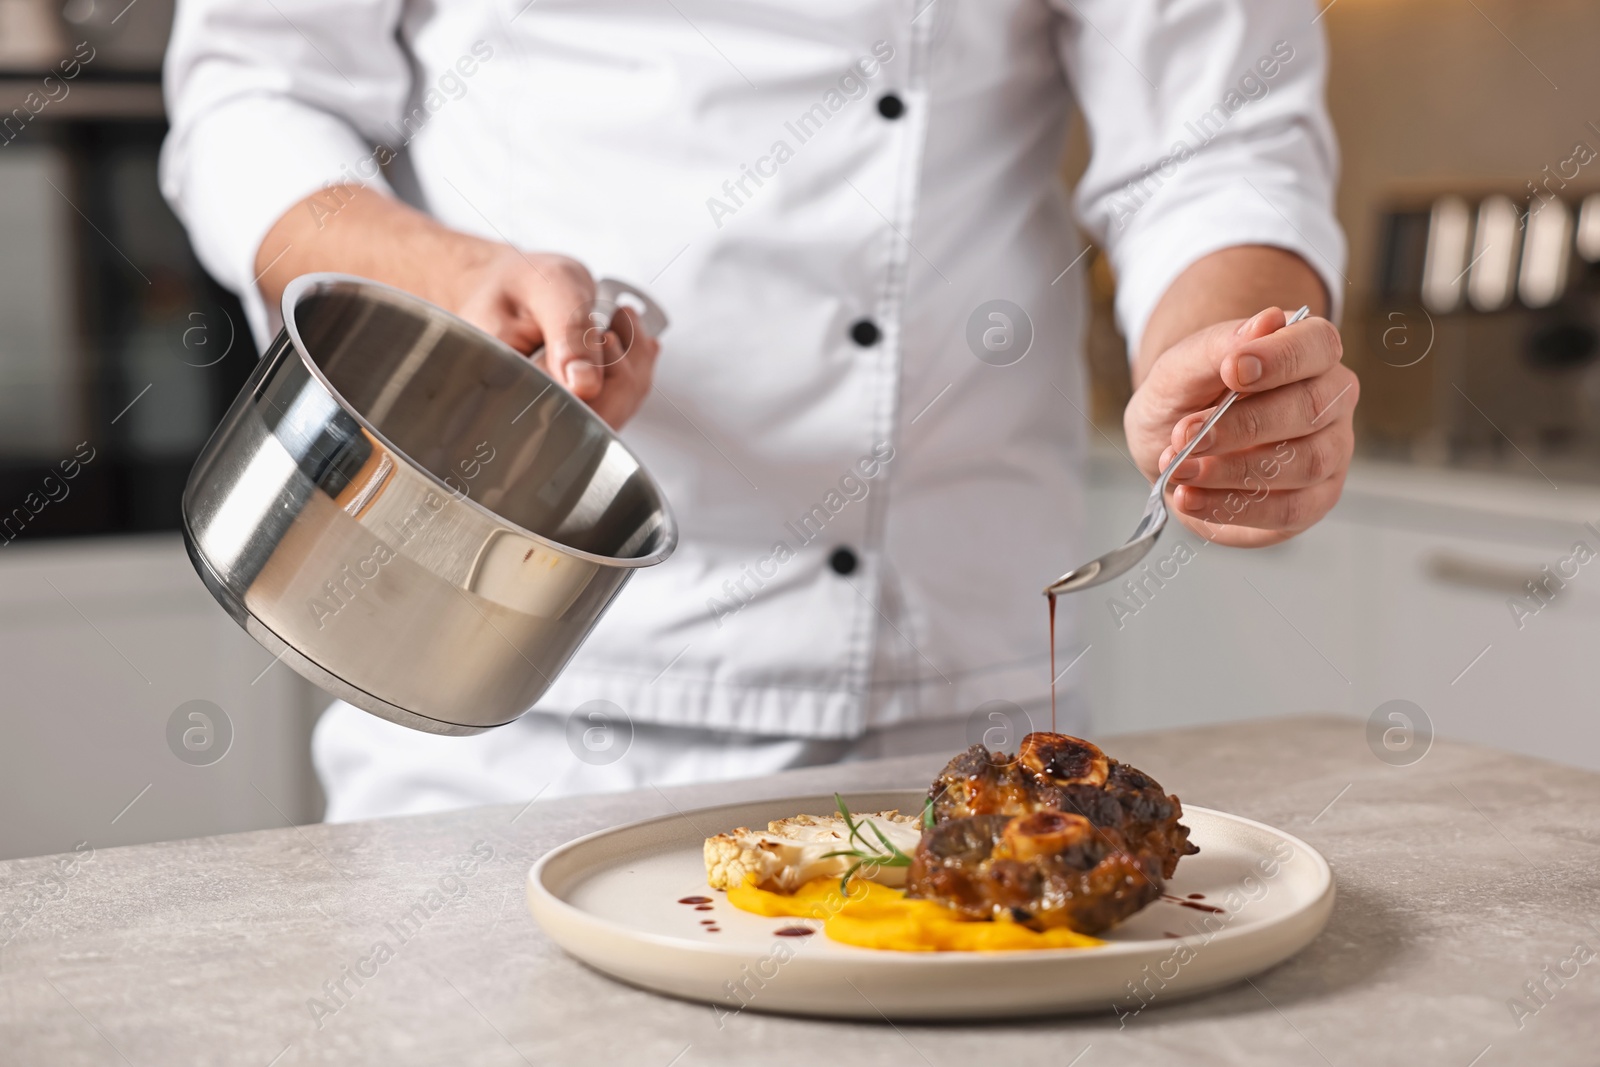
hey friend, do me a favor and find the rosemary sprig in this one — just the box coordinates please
[822,794,917,895]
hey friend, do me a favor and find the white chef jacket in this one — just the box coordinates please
[161,0,1343,798]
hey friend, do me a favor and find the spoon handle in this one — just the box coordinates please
[1153,390,1240,497]
[1151,305,1312,497]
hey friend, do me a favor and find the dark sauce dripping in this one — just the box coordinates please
[1162,893,1224,914]
[677,896,712,905]
[1187,893,1206,900]
[1048,592,1057,732]
[774,926,815,937]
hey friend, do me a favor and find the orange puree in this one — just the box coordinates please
[726,877,1103,952]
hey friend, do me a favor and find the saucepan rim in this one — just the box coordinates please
[279,271,679,569]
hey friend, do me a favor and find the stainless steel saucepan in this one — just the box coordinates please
[182,273,678,735]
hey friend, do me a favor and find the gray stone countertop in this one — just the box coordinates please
[2,714,1597,1066]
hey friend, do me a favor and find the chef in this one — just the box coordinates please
[161,0,1356,820]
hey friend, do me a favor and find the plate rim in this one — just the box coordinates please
[527,789,1334,964]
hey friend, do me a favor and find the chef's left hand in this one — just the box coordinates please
[1123,306,1358,548]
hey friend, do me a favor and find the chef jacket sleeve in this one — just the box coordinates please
[1052,0,1345,357]
[159,0,410,342]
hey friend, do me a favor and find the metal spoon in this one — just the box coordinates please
[1043,305,1312,597]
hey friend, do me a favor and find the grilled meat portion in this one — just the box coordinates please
[909,732,1196,932]
[907,810,1162,933]
[927,732,1195,879]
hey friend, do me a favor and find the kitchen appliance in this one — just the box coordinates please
[1368,190,1600,476]
[0,0,65,68]
[0,4,240,546]
[182,274,677,735]
[59,0,175,71]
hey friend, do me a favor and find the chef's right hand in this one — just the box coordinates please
[253,187,659,431]
[449,245,660,430]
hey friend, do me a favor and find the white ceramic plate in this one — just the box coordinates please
[527,790,1334,1020]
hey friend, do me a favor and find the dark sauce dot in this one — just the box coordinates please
[694,904,714,911]
[1164,932,1182,939]
[1162,893,1224,914]
[700,919,716,925]
[677,896,712,905]
[1187,893,1205,900]
[706,927,721,933]
[774,926,815,937]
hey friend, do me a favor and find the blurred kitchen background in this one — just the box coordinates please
[3,0,1599,860]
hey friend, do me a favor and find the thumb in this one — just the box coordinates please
[1232,305,1290,346]
[528,265,602,400]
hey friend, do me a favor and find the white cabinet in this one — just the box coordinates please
[1080,456,1361,735]
[1355,519,1600,771]
[0,534,322,860]
[1083,450,1600,771]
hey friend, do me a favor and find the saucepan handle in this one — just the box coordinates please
[594,277,669,339]
[529,277,668,368]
